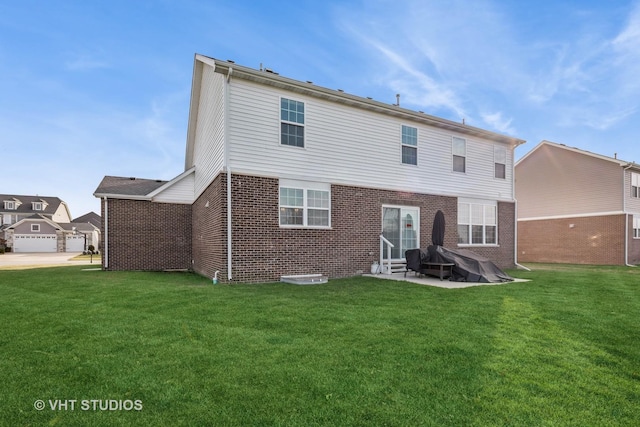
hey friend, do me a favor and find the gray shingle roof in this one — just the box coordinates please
[0,194,63,215]
[94,176,168,197]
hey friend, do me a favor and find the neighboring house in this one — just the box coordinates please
[515,140,640,265]
[94,54,525,283]
[1,195,72,226]
[73,211,101,229]
[0,194,101,253]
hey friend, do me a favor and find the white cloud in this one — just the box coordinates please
[480,111,516,135]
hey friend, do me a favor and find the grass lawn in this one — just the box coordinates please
[1,264,639,426]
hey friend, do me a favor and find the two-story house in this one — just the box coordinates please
[94,54,525,283]
[515,140,640,266]
[1,194,100,253]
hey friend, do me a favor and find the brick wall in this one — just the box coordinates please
[192,174,227,279]
[102,198,192,271]
[627,215,640,265]
[517,214,626,265]
[193,173,515,283]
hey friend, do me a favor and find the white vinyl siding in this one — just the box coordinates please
[225,78,514,202]
[192,65,226,199]
[458,199,497,245]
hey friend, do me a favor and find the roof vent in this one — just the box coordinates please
[129,177,136,180]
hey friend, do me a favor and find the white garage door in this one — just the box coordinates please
[13,234,58,252]
[65,235,86,252]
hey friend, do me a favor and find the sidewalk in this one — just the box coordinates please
[0,252,98,270]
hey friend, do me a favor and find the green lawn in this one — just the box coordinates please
[1,264,639,426]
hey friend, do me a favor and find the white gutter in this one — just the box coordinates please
[512,146,530,271]
[623,164,635,267]
[225,67,233,280]
[103,196,108,269]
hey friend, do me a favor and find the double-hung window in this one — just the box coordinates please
[281,98,304,148]
[634,216,640,239]
[401,125,418,165]
[32,202,43,211]
[632,173,640,198]
[4,201,15,210]
[279,180,330,228]
[494,146,506,179]
[452,137,466,173]
[457,199,497,245]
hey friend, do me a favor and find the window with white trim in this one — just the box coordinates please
[494,145,506,179]
[279,180,330,228]
[32,202,43,211]
[632,173,640,198]
[452,137,466,173]
[31,224,40,232]
[280,98,304,147]
[634,216,640,239]
[4,201,15,210]
[401,125,418,165]
[457,200,497,245]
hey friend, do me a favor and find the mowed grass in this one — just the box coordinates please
[1,264,639,426]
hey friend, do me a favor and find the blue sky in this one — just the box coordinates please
[2,0,640,218]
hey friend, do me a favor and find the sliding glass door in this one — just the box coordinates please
[382,206,419,260]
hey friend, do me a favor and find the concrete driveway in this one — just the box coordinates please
[0,252,99,270]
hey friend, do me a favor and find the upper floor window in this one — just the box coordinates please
[632,172,640,198]
[494,146,506,179]
[4,201,15,210]
[452,137,466,173]
[280,98,304,148]
[32,202,43,211]
[279,180,330,228]
[401,125,418,165]
[634,216,640,238]
[457,200,497,245]
[31,224,40,232]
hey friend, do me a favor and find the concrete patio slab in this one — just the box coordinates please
[363,271,530,289]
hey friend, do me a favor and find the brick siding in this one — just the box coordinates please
[192,173,516,283]
[101,198,192,271]
[517,214,626,265]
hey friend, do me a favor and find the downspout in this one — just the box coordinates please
[623,164,635,267]
[225,67,233,280]
[103,196,108,269]
[512,146,530,271]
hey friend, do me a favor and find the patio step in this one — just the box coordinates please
[388,260,407,273]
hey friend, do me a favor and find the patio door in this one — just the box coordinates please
[382,206,419,260]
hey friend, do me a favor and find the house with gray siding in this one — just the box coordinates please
[515,140,640,265]
[1,194,100,253]
[94,54,525,283]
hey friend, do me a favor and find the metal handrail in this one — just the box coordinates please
[379,234,394,274]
